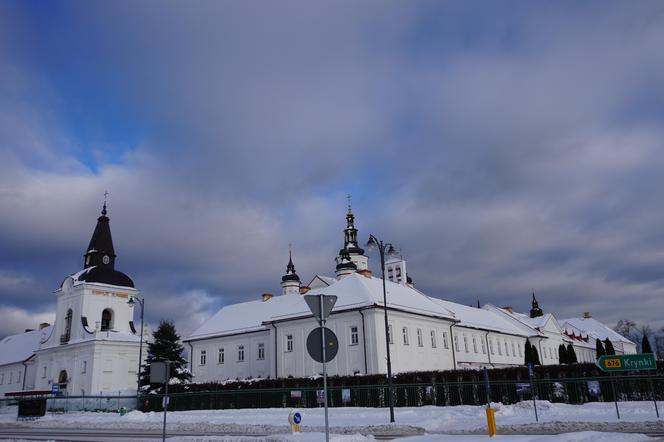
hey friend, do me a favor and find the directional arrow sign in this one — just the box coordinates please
[597,353,656,372]
[304,294,337,324]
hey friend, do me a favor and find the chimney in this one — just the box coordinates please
[356,269,373,278]
[583,312,591,319]
[262,293,273,302]
[25,329,35,333]
[502,306,514,314]
[299,286,311,295]
[39,323,50,330]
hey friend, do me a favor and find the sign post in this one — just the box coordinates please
[483,367,496,437]
[528,363,538,422]
[304,294,337,442]
[597,353,657,418]
[150,360,171,442]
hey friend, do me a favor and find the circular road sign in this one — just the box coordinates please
[306,327,339,363]
[288,410,302,425]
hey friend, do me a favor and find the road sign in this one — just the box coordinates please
[306,327,339,363]
[304,295,337,323]
[51,383,60,395]
[597,354,656,372]
[150,361,169,384]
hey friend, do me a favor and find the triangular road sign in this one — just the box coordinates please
[304,294,337,323]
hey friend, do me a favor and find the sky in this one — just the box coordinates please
[1,1,664,338]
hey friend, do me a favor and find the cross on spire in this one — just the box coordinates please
[346,193,352,210]
[101,191,109,216]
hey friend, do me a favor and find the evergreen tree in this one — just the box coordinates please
[531,344,541,365]
[558,344,567,364]
[604,338,616,356]
[595,338,606,360]
[566,344,577,363]
[139,320,192,393]
[642,335,653,354]
[524,340,532,365]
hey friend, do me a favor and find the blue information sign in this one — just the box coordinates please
[293,412,301,424]
[51,383,60,394]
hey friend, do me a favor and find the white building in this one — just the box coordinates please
[0,203,145,397]
[185,206,635,382]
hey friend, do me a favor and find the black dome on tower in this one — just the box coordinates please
[529,292,543,318]
[335,248,357,271]
[339,205,365,256]
[74,202,135,288]
[281,252,301,283]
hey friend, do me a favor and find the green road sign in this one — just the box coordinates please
[597,353,656,372]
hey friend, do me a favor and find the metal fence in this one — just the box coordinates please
[0,394,137,413]
[141,374,664,413]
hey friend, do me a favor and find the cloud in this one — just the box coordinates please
[1,1,664,339]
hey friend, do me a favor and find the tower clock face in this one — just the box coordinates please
[102,255,110,265]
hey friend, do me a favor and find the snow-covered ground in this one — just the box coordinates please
[0,401,661,440]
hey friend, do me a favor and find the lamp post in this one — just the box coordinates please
[128,296,145,397]
[366,234,397,423]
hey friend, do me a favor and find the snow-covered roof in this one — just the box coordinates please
[187,273,457,341]
[558,317,633,344]
[431,300,529,336]
[0,327,51,367]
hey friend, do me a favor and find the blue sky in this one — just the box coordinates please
[1,1,664,337]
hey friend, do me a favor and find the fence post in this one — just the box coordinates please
[528,363,538,422]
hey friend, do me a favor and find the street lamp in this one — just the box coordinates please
[127,296,145,397]
[366,234,398,423]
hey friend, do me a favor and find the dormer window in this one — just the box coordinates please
[101,309,113,331]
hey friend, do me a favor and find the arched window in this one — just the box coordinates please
[58,370,68,384]
[63,309,73,342]
[101,309,113,331]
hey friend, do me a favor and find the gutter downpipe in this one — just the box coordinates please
[484,331,494,367]
[271,323,278,379]
[187,342,194,376]
[359,309,368,374]
[449,323,457,370]
[21,360,28,391]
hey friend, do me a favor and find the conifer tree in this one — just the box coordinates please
[531,344,541,365]
[642,335,653,354]
[139,320,192,393]
[604,338,616,356]
[566,344,577,363]
[524,340,532,365]
[558,344,567,364]
[595,338,606,360]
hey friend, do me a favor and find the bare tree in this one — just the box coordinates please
[614,319,637,341]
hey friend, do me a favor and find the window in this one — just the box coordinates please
[472,335,478,353]
[350,326,359,345]
[42,366,47,379]
[81,361,87,374]
[442,331,449,349]
[512,342,516,357]
[430,330,437,348]
[17,371,21,383]
[454,335,460,352]
[518,344,523,357]
[417,328,423,347]
[402,327,409,345]
[238,345,245,362]
[9,372,12,384]
[497,339,502,355]
[63,309,73,343]
[286,335,293,352]
[481,338,486,354]
[388,324,394,344]
[218,348,225,364]
[463,335,469,352]
[504,341,509,356]
[101,309,113,331]
[0,373,3,384]
[200,350,207,365]
[258,343,265,360]
[489,338,494,355]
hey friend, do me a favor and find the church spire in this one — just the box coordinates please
[530,292,543,318]
[281,246,301,295]
[83,199,116,269]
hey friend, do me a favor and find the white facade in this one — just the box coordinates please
[33,277,142,395]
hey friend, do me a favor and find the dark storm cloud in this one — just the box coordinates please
[1,1,664,337]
